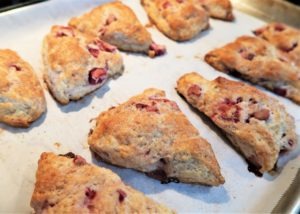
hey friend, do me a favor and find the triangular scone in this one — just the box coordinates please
[177,72,297,174]
[88,88,224,185]
[30,152,174,213]
[0,49,46,127]
[195,0,234,21]
[204,36,300,104]
[253,22,300,67]
[141,0,209,41]
[69,1,165,57]
[43,25,124,104]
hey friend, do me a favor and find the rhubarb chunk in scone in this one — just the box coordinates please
[205,36,300,104]
[253,22,300,67]
[43,25,124,104]
[141,0,209,41]
[194,0,234,21]
[176,72,297,174]
[69,2,166,57]
[0,49,46,127]
[88,88,224,186]
[30,152,174,214]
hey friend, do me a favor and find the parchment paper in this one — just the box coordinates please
[0,0,299,212]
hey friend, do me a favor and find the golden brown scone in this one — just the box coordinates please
[204,36,300,104]
[0,49,46,127]
[141,0,209,41]
[195,0,234,21]
[88,88,224,186]
[31,152,174,214]
[253,22,300,67]
[69,1,166,57]
[43,25,124,105]
[176,72,297,174]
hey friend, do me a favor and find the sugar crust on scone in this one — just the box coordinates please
[43,25,124,104]
[0,49,46,127]
[69,1,165,56]
[205,36,300,104]
[142,0,209,41]
[30,152,174,213]
[253,22,300,67]
[88,88,224,186]
[176,72,297,173]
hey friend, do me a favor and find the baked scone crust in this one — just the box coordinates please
[253,22,300,67]
[176,72,297,173]
[196,0,234,21]
[88,88,224,186]
[0,49,46,127]
[30,152,174,214]
[205,36,300,104]
[142,0,209,41]
[43,25,124,104]
[69,1,164,56]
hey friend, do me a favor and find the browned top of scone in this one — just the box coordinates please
[0,49,46,127]
[30,152,174,214]
[43,25,123,104]
[205,36,299,83]
[142,0,209,41]
[205,36,300,103]
[88,88,224,186]
[253,22,300,67]
[197,0,234,21]
[177,72,297,172]
[69,1,153,53]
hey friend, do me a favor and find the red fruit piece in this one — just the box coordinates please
[239,49,255,61]
[187,84,202,97]
[274,23,285,32]
[95,40,117,52]
[106,14,117,25]
[135,103,159,113]
[273,87,287,97]
[85,188,97,200]
[253,109,270,121]
[88,68,108,85]
[281,42,298,52]
[149,97,180,111]
[253,27,265,36]
[56,26,74,37]
[176,0,184,3]
[117,189,127,203]
[73,155,86,165]
[87,43,100,58]
[9,64,21,71]
[217,99,241,123]
[162,1,171,9]
[149,43,166,57]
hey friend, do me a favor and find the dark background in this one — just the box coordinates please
[0,0,299,12]
[0,0,299,7]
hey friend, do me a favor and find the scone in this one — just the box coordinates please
[141,0,209,41]
[0,49,46,127]
[43,25,124,104]
[204,36,300,104]
[69,1,166,57]
[176,72,297,174]
[88,88,224,186]
[253,22,300,67]
[195,0,234,21]
[30,152,174,213]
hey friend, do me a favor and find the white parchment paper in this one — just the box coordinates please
[0,0,299,212]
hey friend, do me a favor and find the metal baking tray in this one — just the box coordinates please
[0,0,299,213]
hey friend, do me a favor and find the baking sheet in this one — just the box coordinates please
[0,0,299,212]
